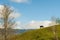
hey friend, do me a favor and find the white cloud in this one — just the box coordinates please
[13,20,52,29]
[10,0,31,3]
[4,20,58,29]
[24,20,52,29]
[0,5,4,17]
[9,12,21,18]
[0,5,4,10]
[13,21,26,29]
[13,21,22,29]
[0,5,21,18]
[13,20,58,29]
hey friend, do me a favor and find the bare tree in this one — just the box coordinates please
[56,18,60,24]
[51,17,58,40]
[0,5,16,40]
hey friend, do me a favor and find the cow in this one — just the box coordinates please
[40,25,44,28]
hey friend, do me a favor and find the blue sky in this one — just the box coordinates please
[0,0,60,22]
[0,0,60,29]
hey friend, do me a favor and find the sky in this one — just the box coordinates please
[0,0,60,29]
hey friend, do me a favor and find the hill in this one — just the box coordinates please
[11,25,60,40]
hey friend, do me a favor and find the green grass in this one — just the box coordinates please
[11,25,60,40]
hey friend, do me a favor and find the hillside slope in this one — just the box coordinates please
[11,25,60,40]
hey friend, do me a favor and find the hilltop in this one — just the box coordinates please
[11,25,60,40]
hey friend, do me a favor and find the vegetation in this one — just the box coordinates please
[10,25,60,40]
[0,5,16,40]
[56,18,60,24]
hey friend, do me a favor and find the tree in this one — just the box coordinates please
[56,18,60,24]
[51,17,58,40]
[0,5,17,40]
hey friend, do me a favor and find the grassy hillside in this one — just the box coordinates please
[11,25,60,40]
